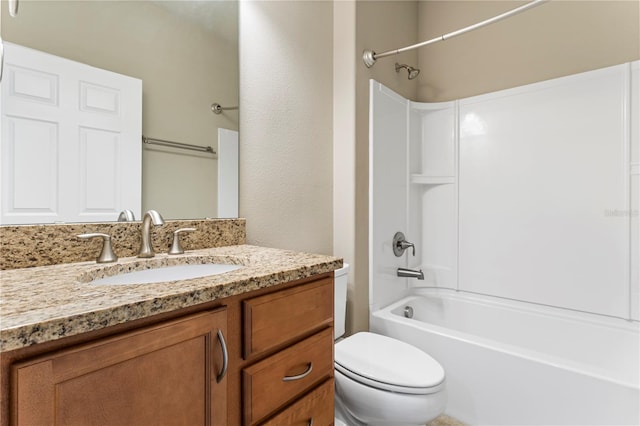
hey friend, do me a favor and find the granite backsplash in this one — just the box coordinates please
[0,218,245,270]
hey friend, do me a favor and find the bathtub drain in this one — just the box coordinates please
[403,306,414,318]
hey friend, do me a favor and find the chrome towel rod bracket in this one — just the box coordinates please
[211,103,239,114]
[142,136,216,155]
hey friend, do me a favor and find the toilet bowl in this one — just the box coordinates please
[334,265,446,426]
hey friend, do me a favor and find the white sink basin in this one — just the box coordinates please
[89,263,242,285]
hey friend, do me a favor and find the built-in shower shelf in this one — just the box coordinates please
[410,174,455,185]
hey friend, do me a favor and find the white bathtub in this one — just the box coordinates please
[370,288,640,425]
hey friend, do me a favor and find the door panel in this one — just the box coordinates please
[1,42,141,224]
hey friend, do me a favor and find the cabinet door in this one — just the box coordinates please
[11,309,228,426]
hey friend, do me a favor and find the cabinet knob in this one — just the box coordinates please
[78,233,118,263]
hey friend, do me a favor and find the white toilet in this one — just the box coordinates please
[333,264,446,426]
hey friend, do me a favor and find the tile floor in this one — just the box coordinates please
[428,414,465,426]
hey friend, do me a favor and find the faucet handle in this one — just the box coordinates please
[399,240,416,256]
[393,232,416,257]
[168,228,196,255]
[78,233,118,263]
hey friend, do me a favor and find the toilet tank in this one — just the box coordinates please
[334,263,350,340]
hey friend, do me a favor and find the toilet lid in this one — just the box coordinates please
[335,332,444,394]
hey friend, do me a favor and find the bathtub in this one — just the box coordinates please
[370,288,640,425]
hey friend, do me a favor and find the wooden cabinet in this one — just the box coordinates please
[11,309,228,426]
[243,329,333,425]
[7,273,335,426]
[243,276,333,359]
[261,379,334,426]
[241,278,334,425]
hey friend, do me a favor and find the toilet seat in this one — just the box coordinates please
[335,332,445,395]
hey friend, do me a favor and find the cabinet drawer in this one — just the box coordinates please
[261,379,334,426]
[243,277,333,358]
[242,328,333,425]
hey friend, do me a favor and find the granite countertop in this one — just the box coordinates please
[0,245,342,353]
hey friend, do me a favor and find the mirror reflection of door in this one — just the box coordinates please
[1,43,142,225]
[0,0,239,222]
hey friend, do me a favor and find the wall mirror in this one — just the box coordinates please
[1,0,239,223]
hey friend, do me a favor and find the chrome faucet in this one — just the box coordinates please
[397,267,424,280]
[117,209,135,222]
[138,210,164,258]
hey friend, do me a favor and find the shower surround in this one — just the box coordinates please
[368,61,639,424]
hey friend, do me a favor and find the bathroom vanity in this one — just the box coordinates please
[0,227,340,426]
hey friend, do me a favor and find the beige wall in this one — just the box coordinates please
[417,0,640,102]
[333,0,357,317]
[1,0,238,219]
[239,1,334,255]
[240,0,419,334]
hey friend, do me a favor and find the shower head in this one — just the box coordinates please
[395,63,420,80]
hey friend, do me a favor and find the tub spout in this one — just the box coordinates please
[397,267,424,280]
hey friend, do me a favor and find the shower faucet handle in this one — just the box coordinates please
[399,240,416,256]
[393,232,416,257]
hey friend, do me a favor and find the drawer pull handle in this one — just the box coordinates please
[282,362,313,382]
[308,418,314,426]
[216,329,229,383]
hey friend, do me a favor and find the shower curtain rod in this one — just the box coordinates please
[363,0,548,68]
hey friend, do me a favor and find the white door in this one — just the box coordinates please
[0,42,142,224]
